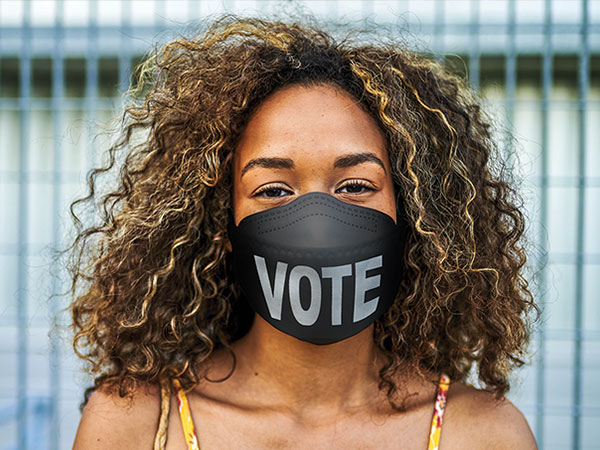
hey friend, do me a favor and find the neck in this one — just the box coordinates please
[221,315,390,420]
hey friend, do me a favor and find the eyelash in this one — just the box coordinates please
[253,179,375,198]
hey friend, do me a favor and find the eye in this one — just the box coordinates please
[336,179,375,195]
[253,183,292,198]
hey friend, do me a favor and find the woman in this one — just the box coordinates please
[70,13,540,449]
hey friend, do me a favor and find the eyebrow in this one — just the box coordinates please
[332,152,386,174]
[240,152,386,178]
[240,157,295,177]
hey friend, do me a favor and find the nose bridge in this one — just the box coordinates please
[295,166,333,195]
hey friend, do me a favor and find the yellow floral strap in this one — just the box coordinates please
[173,374,449,450]
[427,373,451,450]
[173,378,200,450]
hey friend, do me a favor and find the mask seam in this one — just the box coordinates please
[247,199,381,227]
[256,212,378,234]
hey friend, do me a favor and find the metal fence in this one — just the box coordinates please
[0,0,599,449]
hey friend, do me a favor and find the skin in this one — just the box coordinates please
[73,84,538,449]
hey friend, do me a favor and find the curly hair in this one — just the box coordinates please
[64,12,540,423]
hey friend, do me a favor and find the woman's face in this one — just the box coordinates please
[232,83,397,226]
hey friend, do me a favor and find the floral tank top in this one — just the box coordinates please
[173,373,451,450]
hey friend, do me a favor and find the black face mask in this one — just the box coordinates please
[226,191,408,345]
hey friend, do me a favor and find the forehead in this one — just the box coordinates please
[233,84,388,167]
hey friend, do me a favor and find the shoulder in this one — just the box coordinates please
[72,381,162,450]
[442,380,538,450]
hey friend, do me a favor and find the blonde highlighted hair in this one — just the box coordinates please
[64,13,540,446]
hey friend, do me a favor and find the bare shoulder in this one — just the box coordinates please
[442,380,538,450]
[72,381,161,450]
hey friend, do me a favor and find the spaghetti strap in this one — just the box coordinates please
[173,378,200,450]
[427,373,450,450]
[172,374,450,450]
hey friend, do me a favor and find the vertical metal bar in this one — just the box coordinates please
[402,0,410,36]
[189,0,201,21]
[30,398,46,449]
[327,0,338,18]
[469,0,480,90]
[49,1,64,449]
[536,0,553,447]
[572,1,589,448]
[0,22,1,191]
[433,0,444,62]
[156,0,167,28]
[222,0,234,13]
[505,0,516,167]
[359,0,371,19]
[119,1,132,100]
[17,1,32,449]
[86,0,99,170]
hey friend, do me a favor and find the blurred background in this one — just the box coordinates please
[0,0,599,449]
